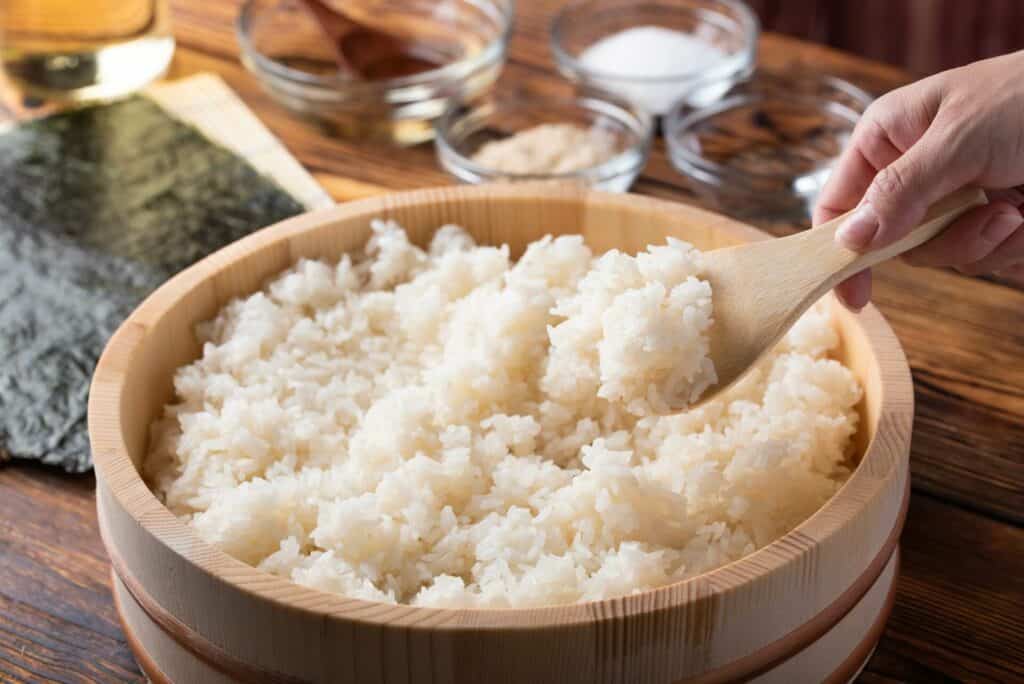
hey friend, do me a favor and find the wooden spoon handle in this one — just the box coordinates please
[297,0,354,72]
[800,187,988,293]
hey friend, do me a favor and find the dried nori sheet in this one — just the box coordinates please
[0,96,305,473]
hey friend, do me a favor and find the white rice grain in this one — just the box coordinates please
[146,220,861,608]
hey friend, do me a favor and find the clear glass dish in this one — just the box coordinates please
[237,0,513,146]
[550,0,758,116]
[665,72,873,220]
[434,93,654,192]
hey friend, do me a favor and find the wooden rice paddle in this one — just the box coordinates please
[682,186,987,409]
[297,0,437,79]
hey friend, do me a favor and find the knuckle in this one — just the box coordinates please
[868,89,901,118]
[871,164,908,200]
[858,102,895,144]
[857,115,888,149]
[867,85,920,124]
[862,99,886,124]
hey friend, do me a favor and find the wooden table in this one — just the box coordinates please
[1,2,1022,682]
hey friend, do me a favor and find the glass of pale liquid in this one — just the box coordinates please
[0,0,174,102]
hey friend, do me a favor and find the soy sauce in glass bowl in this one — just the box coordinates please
[237,0,513,146]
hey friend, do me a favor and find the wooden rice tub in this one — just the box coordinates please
[89,184,912,683]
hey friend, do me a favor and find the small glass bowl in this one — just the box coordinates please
[665,72,873,219]
[237,0,513,146]
[434,93,653,192]
[550,0,759,116]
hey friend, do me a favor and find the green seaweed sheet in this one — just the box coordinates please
[0,96,305,473]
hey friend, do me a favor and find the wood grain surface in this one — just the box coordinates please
[0,0,1022,682]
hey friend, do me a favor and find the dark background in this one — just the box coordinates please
[748,0,1024,75]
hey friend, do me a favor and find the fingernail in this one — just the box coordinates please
[835,202,880,251]
[980,211,1022,244]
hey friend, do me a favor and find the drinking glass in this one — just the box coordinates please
[0,0,174,102]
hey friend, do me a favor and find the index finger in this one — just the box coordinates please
[813,143,877,226]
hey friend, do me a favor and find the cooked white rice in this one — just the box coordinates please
[146,220,861,608]
[470,123,618,175]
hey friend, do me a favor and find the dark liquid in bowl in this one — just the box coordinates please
[273,33,455,80]
[341,30,451,79]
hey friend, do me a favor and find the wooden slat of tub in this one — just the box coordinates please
[1,465,1021,683]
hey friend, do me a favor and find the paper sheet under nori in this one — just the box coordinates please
[0,96,306,473]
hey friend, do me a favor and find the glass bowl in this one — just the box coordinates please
[665,72,873,220]
[434,93,653,192]
[237,0,513,145]
[550,0,759,116]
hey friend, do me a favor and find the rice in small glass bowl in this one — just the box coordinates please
[435,93,653,192]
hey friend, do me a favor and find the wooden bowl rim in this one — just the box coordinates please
[89,183,913,629]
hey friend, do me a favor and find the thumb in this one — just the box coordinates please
[835,123,975,252]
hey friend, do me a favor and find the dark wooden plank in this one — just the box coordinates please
[863,493,1024,683]
[0,1,1022,682]
[0,465,142,683]
[860,645,965,684]
[878,267,1024,525]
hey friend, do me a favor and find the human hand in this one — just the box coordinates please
[814,51,1024,310]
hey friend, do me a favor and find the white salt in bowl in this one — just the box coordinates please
[551,0,759,116]
[90,184,912,683]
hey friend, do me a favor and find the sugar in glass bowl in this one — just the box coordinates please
[665,71,873,220]
[435,93,653,192]
[237,0,513,145]
[550,0,759,116]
